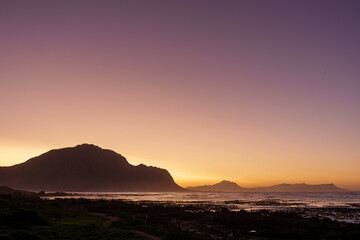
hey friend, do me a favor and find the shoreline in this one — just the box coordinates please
[1,194,360,239]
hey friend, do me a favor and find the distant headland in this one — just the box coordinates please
[187,180,347,192]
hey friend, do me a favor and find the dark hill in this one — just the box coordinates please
[0,186,37,196]
[0,144,184,192]
[187,180,244,192]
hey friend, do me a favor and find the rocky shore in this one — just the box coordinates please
[0,193,360,239]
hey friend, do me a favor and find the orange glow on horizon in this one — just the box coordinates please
[1,141,359,191]
[1,1,359,191]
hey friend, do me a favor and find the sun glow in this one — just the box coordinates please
[0,145,47,166]
[1,0,359,190]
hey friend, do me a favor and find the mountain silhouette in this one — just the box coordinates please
[187,180,244,192]
[0,144,184,192]
[251,183,346,192]
[187,181,346,192]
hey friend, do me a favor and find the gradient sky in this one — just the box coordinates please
[1,1,360,190]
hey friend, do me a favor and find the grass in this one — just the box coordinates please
[1,195,359,239]
[0,195,149,240]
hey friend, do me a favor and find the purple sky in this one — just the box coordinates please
[1,1,360,188]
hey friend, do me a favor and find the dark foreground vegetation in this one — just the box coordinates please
[0,194,359,240]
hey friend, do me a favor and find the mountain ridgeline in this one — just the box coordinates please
[187,180,346,192]
[0,144,183,192]
[0,144,347,192]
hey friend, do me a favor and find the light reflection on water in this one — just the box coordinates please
[43,191,360,223]
[43,191,360,208]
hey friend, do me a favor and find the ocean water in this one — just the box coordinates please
[45,191,360,207]
[43,191,360,223]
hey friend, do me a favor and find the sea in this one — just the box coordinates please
[43,191,360,224]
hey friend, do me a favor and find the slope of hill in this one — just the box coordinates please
[0,186,39,197]
[0,144,183,192]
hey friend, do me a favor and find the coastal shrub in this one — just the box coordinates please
[1,210,50,228]
[163,231,202,240]
[0,235,12,240]
[10,231,40,240]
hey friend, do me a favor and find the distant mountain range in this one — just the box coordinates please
[0,144,184,192]
[0,144,348,193]
[187,180,346,192]
[187,180,245,192]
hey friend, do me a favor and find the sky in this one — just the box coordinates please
[1,0,360,190]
